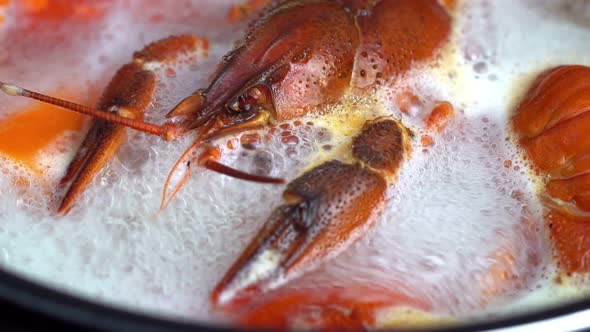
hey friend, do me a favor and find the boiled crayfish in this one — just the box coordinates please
[0,0,456,329]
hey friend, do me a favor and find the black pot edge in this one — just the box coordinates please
[0,266,589,332]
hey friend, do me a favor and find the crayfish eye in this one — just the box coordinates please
[225,85,271,115]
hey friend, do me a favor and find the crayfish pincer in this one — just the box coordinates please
[0,0,451,329]
[212,117,411,308]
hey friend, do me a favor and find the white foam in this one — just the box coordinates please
[0,0,589,328]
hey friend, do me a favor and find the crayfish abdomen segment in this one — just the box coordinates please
[512,65,590,273]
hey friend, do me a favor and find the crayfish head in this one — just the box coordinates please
[166,0,360,138]
[164,82,277,141]
[159,83,283,210]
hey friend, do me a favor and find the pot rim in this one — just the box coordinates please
[0,267,588,332]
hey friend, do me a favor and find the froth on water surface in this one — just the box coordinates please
[0,0,590,328]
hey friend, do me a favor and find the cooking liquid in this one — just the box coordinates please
[0,0,589,327]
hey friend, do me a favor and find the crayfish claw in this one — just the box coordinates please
[55,35,206,215]
[57,64,157,215]
[212,160,388,308]
[212,118,410,308]
[56,123,127,215]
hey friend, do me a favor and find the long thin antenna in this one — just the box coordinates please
[0,81,166,137]
[203,160,285,184]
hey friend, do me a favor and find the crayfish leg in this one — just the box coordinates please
[57,35,203,215]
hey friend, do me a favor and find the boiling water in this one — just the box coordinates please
[0,0,589,327]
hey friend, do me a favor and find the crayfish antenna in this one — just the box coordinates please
[160,149,285,210]
[160,122,284,210]
[161,137,202,210]
[0,81,174,139]
[161,153,284,211]
[202,160,284,184]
